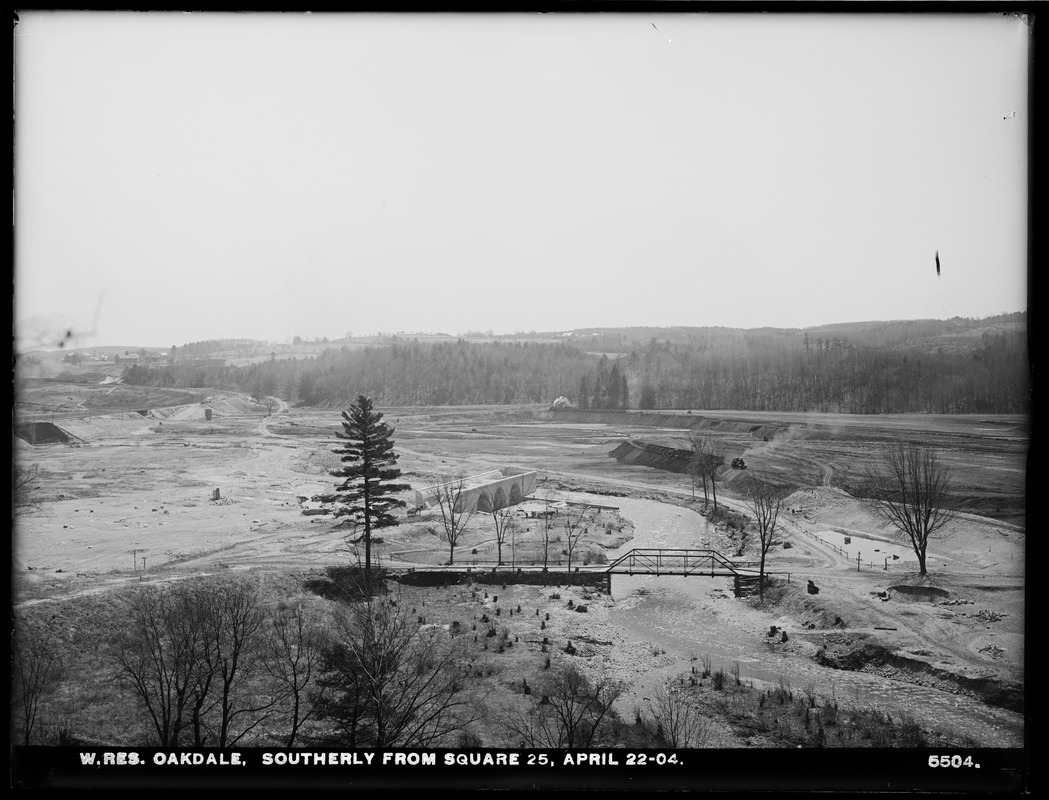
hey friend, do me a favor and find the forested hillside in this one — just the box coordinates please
[121,314,1029,414]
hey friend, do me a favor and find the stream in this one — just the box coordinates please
[586,494,1025,749]
[610,578,1023,748]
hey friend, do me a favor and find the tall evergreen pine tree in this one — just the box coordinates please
[322,395,409,573]
[609,362,624,409]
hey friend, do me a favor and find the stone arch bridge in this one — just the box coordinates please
[414,467,537,514]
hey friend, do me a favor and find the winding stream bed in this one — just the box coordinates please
[611,579,1023,748]
[588,494,1025,748]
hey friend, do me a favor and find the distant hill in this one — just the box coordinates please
[560,313,1026,356]
[19,314,1027,415]
[94,312,1028,415]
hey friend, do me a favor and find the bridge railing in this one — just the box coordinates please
[604,548,744,577]
[602,548,791,583]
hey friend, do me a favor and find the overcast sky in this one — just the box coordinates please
[14,11,1030,350]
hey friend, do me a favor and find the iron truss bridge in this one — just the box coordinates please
[604,548,786,579]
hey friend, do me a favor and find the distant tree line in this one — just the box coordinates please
[170,338,266,359]
[121,315,1028,414]
[577,355,628,409]
[124,339,593,408]
[623,324,1028,414]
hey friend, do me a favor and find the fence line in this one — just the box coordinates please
[795,527,901,571]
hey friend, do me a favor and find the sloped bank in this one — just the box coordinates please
[757,583,1024,715]
[811,632,1024,714]
[537,407,796,439]
[608,439,692,473]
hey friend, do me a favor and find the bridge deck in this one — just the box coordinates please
[604,548,782,579]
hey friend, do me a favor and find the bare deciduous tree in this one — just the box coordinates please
[193,578,272,747]
[686,432,726,509]
[704,440,727,511]
[538,492,557,570]
[746,473,787,599]
[647,681,710,748]
[263,599,323,748]
[503,665,624,748]
[115,585,203,746]
[509,521,520,569]
[115,577,273,747]
[562,504,591,573]
[684,431,708,503]
[430,476,478,565]
[490,500,516,566]
[14,464,44,515]
[312,590,476,747]
[12,622,65,745]
[866,443,958,576]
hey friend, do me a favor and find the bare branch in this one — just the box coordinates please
[745,472,788,599]
[312,591,478,747]
[14,464,45,515]
[429,475,479,565]
[866,443,958,576]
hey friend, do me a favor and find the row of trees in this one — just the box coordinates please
[112,579,319,748]
[741,441,958,598]
[120,316,1028,414]
[121,339,593,408]
[423,478,596,571]
[170,339,264,359]
[14,573,712,748]
[622,328,1028,414]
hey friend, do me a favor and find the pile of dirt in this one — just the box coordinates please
[146,394,262,421]
[889,584,951,601]
[14,421,78,445]
[608,439,692,473]
[43,414,153,442]
[202,395,264,416]
[785,485,857,513]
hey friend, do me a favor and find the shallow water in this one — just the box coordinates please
[595,495,1024,748]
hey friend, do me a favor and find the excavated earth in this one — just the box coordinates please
[12,386,1027,749]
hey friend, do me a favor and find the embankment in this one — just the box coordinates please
[813,632,1024,714]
